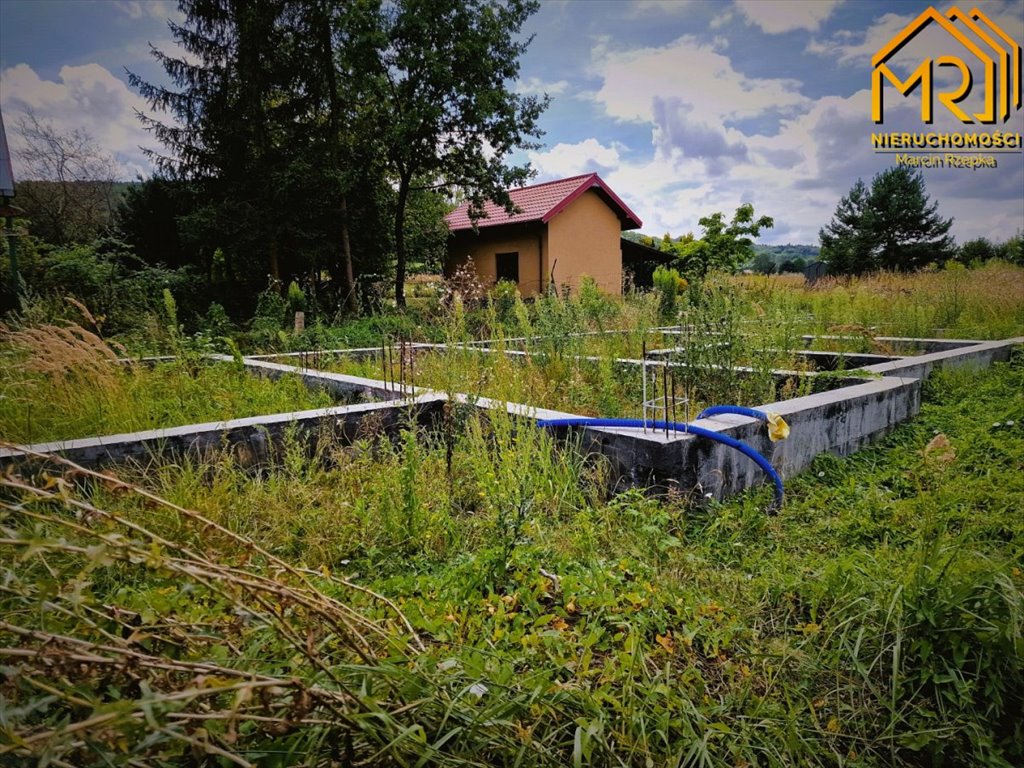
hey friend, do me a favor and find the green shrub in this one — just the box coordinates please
[6,239,202,334]
[286,279,307,313]
[250,279,288,340]
[578,275,618,330]
[652,264,685,321]
[489,280,519,328]
[201,301,232,336]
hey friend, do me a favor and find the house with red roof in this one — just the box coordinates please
[444,172,642,296]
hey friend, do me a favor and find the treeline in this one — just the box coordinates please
[749,244,818,274]
[2,0,548,328]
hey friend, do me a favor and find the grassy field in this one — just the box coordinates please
[321,345,838,419]
[0,323,337,443]
[2,355,1021,766]
[1,264,1022,766]
[731,261,1024,341]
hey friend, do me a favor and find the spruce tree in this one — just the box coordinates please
[127,0,292,295]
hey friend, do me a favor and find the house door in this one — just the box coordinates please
[495,252,519,284]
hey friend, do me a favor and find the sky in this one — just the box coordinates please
[1,0,1022,246]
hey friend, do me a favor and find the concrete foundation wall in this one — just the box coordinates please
[545,375,921,499]
[7,336,1018,506]
[0,396,446,471]
[862,338,1021,380]
[459,337,1018,501]
[224,355,408,402]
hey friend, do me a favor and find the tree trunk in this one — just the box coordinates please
[314,3,360,315]
[394,172,410,308]
[269,239,280,283]
[340,194,358,313]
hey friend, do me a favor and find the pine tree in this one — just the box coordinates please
[820,168,954,275]
[869,167,954,271]
[819,179,874,275]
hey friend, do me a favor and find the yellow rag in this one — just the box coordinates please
[767,412,790,442]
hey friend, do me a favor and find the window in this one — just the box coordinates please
[495,252,519,284]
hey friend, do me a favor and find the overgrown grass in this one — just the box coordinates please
[316,284,836,417]
[733,260,1024,341]
[2,353,1021,765]
[0,323,337,443]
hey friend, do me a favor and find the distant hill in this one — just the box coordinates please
[747,244,819,273]
[751,244,819,262]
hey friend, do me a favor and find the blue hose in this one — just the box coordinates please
[697,405,770,422]
[535,417,784,509]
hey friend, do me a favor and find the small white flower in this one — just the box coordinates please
[1007,420,1015,427]
[468,683,488,698]
[993,422,1002,428]
[818,471,826,477]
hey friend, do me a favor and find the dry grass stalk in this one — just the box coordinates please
[0,443,428,764]
[2,321,122,379]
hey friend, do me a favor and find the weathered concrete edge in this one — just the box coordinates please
[554,337,1021,498]
[536,376,921,498]
[0,395,447,470]
[800,335,986,353]
[219,355,407,401]
[862,337,1022,379]
[233,357,599,422]
[247,344,440,361]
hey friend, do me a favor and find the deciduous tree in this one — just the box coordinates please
[674,203,774,278]
[752,251,775,275]
[13,111,119,245]
[376,0,547,306]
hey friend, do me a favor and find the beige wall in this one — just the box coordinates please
[445,189,624,296]
[446,231,544,296]
[545,190,622,295]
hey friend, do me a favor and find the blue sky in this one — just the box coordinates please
[2,0,1022,245]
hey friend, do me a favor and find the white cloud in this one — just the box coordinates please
[590,35,809,124]
[527,80,1023,244]
[0,63,158,179]
[113,0,179,21]
[628,0,693,15]
[516,77,570,97]
[114,1,145,20]
[528,138,624,178]
[806,10,915,64]
[807,1,1024,66]
[709,10,733,30]
[545,3,1023,244]
[735,0,843,34]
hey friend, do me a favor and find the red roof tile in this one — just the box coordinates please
[445,172,642,232]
